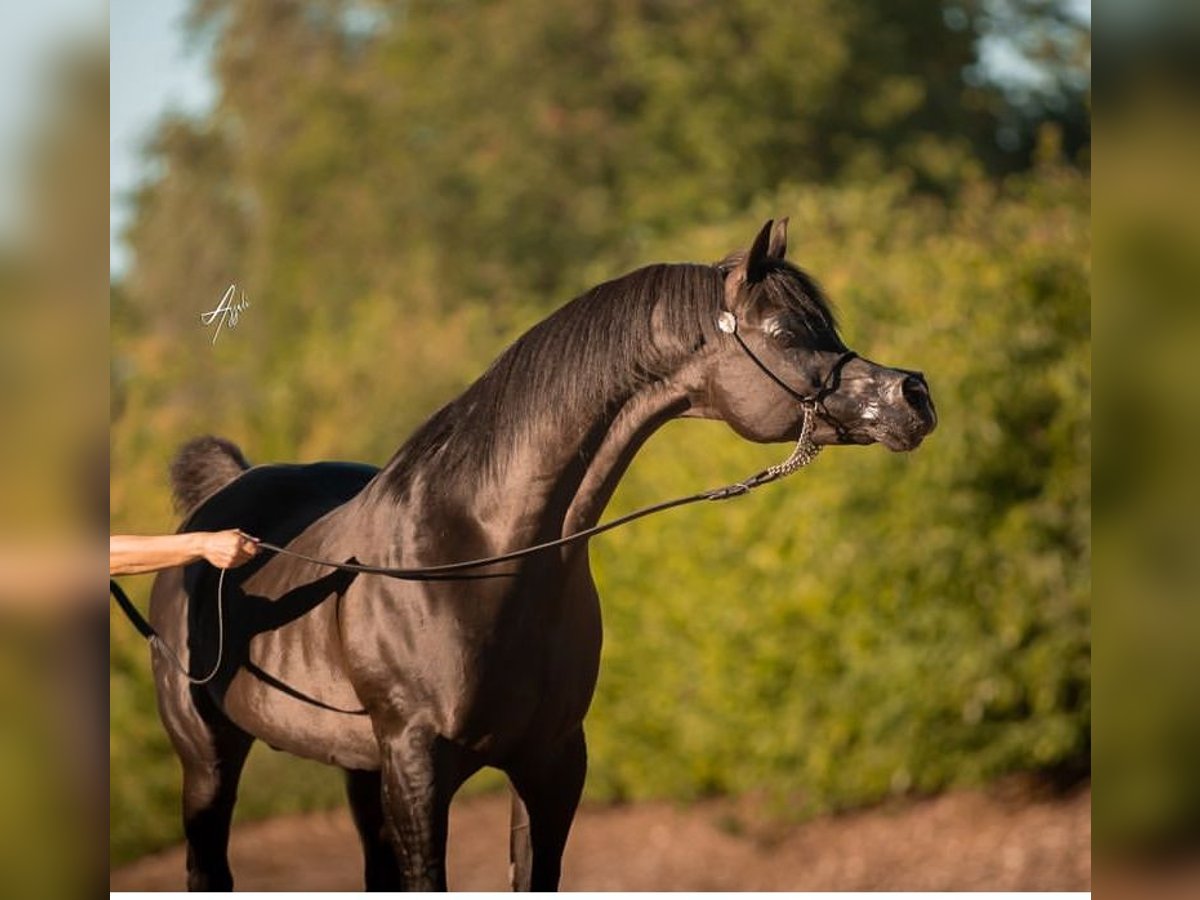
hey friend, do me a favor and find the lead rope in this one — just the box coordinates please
[749,411,824,479]
[117,309,836,692]
[127,567,228,685]
[252,403,821,576]
[132,408,820,688]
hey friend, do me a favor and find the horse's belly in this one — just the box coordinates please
[222,672,381,768]
[220,613,382,770]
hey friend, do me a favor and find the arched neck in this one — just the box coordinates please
[364,263,724,554]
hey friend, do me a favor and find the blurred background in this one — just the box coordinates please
[104,0,1095,890]
[1093,2,1200,897]
[0,3,106,899]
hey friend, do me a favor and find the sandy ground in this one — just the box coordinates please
[111,782,1090,892]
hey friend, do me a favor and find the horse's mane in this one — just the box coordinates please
[378,258,837,492]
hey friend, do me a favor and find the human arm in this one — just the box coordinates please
[109,530,260,576]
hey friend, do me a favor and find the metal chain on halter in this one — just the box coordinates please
[756,403,823,479]
[703,403,821,500]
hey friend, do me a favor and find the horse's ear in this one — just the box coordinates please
[724,219,775,310]
[768,217,788,260]
[745,219,774,282]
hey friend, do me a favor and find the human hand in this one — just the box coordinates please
[200,529,260,569]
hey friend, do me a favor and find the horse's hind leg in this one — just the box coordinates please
[506,727,587,891]
[178,719,253,891]
[157,678,253,892]
[344,768,403,890]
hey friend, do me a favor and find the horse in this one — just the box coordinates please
[145,219,936,891]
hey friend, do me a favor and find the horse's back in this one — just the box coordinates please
[149,458,376,638]
[181,460,378,543]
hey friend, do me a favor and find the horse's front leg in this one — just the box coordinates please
[506,727,587,891]
[344,768,403,890]
[377,719,473,891]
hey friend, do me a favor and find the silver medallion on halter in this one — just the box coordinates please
[717,310,738,334]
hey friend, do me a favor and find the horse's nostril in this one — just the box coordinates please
[901,374,929,409]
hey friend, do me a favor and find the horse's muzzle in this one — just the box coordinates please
[880,370,936,450]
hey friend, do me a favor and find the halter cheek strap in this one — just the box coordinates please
[717,309,858,408]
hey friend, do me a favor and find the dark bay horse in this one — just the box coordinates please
[147,219,936,891]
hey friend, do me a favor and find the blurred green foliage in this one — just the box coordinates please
[1093,82,1200,855]
[111,0,1089,865]
[590,170,1089,811]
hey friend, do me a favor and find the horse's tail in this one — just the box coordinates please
[169,435,251,515]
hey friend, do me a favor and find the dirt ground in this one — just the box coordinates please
[111,781,1090,892]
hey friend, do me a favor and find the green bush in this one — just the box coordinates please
[586,171,1089,811]
[111,167,1088,861]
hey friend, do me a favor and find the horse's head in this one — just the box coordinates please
[690,218,937,451]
